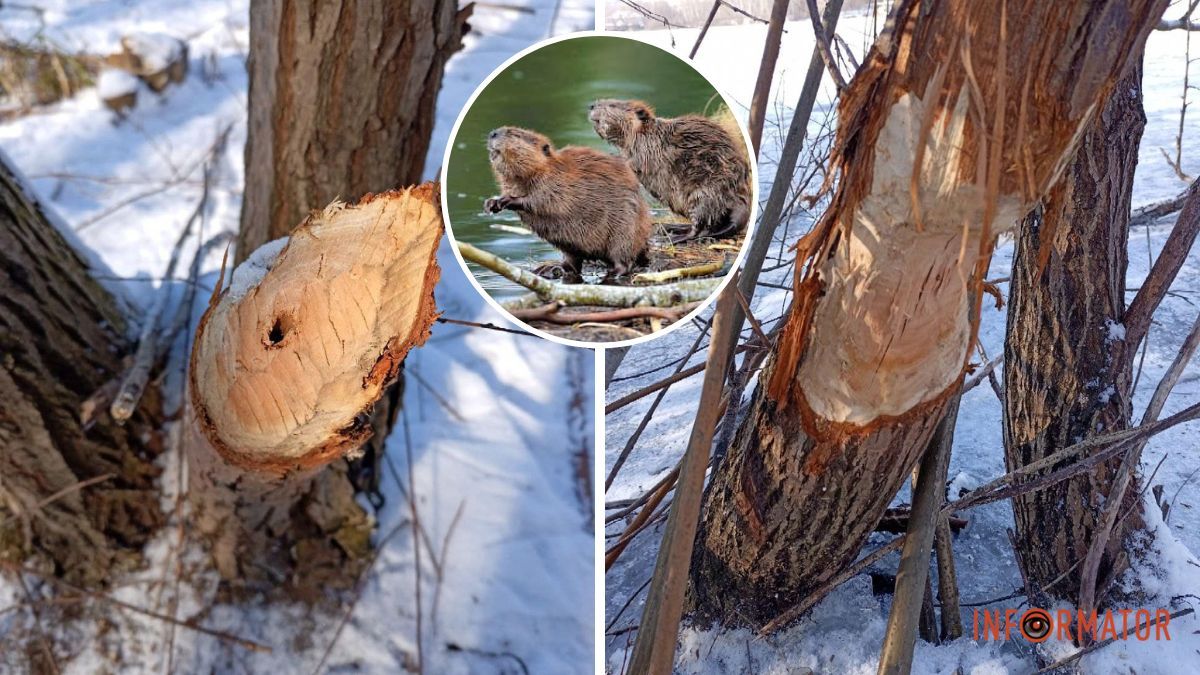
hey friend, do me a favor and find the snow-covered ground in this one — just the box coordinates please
[605,11,1200,675]
[0,1,596,674]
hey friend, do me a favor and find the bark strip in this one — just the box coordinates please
[690,0,1167,628]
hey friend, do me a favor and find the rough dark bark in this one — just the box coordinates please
[1003,64,1146,605]
[237,0,467,262]
[687,0,1166,629]
[0,155,164,588]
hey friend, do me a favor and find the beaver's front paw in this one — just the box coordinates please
[484,196,509,214]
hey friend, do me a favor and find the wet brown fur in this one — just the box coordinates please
[590,99,752,240]
[486,126,651,279]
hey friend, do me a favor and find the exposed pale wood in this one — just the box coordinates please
[187,187,442,593]
[192,187,442,474]
[690,0,1166,629]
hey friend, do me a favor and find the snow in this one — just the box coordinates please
[120,32,185,72]
[226,236,286,301]
[0,1,597,673]
[605,11,1200,675]
[97,68,139,98]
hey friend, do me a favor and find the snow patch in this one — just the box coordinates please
[97,69,139,98]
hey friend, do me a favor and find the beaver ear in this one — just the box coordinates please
[635,107,651,122]
[542,143,552,157]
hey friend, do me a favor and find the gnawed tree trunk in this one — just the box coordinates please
[187,187,442,598]
[0,155,164,587]
[237,0,467,262]
[1003,65,1145,605]
[688,0,1166,628]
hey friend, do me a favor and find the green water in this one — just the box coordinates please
[445,35,732,300]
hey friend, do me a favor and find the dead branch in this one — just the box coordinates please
[1125,179,1200,348]
[1078,308,1200,619]
[605,327,711,490]
[805,0,847,92]
[511,302,700,325]
[457,241,722,309]
[748,0,791,152]
[604,340,759,415]
[110,126,230,422]
[1130,186,1193,227]
[688,0,723,59]
[878,394,960,673]
[934,515,963,639]
[632,260,723,284]
[434,316,536,337]
[0,561,271,653]
[1035,608,1194,673]
[627,285,740,673]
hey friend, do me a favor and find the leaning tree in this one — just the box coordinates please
[685,0,1169,629]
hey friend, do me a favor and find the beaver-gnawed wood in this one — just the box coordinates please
[485,126,651,281]
[590,99,751,242]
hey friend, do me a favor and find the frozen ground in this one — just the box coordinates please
[0,1,596,674]
[605,11,1200,675]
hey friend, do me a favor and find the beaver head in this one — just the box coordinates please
[487,126,556,182]
[589,99,655,149]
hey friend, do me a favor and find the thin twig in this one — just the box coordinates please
[805,0,848,91]
[1035,608,1194,673]
[0,562,271,653]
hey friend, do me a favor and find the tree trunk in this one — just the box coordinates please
[1003,64,1145,606]
[0,155,164,587]
[237,0,467,262]
[187,187,442,599]
[688,0,1166,628]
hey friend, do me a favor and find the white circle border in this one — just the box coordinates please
[439,30,761,351]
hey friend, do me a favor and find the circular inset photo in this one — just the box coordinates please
[442,33,757,346]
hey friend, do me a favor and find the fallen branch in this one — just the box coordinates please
[1035,608,1194,673]
[0,561,271,653]
[511,301,700,325]
[110,126,230,422]
[1130,186,1193,227]
[632,260,723,284]
[457,241,722,309]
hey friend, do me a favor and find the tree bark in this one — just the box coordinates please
[1003,64,1145,606]
[187,187,442,598]
[0,155,164,587]
[237,0,467,263]
[688,0,1166,629]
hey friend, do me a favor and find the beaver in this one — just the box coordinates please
[589,99,752,242]
[485,126,651,282]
